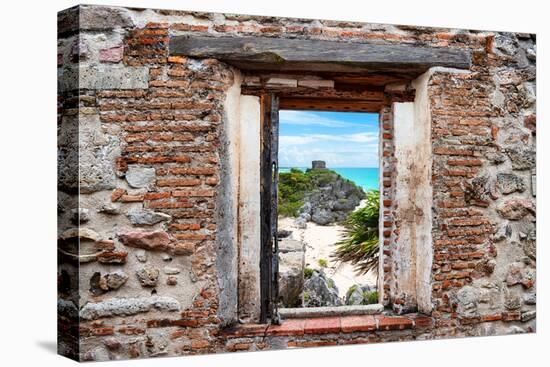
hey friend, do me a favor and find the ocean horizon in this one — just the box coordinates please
[279,167,379,191]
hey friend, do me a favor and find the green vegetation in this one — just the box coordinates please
[318,258,328,268]
[304,267,314,279]
[332,190,380,275]
[278,168,313,217]
[278,168,362,217]
[345,285,379,305]
[364,290,379,304]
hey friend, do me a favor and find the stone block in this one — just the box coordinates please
[79,66,149,90]
[79,5,134,30]
[118,230,171,251]
[127,208,172,226]
[125,165,156,188]
[100,45,124,63]
[79,296,180,320]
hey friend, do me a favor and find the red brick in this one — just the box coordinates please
[171,242,195,255]
[407,314,434,329]
[144,192,171,200]
[172,189,215,197]
[227,343,251,351]
[157,179,201,187]
[481,314,502,322]
[266,319,305,336]
[433,147,474,156]
[91,327,114,336]
[111,188,126,202]
[447,159,483,166]
[174,233,207,240]
[304,317,341,334]
[190,340,210,349]
[169,223,201,231]
[148,201,193,209]
[117,326,145,335]
[449,218,489,226]
[120,194,144,202]
[167,55,188,64]
[167,167,216,176]
[221,324,268,337]
[341,315,376,333]
[171,319,200,328]
[376,316,413,330]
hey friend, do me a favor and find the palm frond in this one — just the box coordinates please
[331,190,380,275]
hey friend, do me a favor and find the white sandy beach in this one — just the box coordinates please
[278,217,377,298]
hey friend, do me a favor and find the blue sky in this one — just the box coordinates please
[279,110,379,168]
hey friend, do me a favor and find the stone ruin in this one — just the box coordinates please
[57,5,536,361]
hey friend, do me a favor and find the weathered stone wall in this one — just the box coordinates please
[428,38,536,329]
[57,4,535,362]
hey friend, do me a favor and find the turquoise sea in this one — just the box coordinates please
[279,167,379,191]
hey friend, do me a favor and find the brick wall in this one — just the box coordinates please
[57,5,536,361]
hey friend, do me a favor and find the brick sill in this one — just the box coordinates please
[221,313,433,338]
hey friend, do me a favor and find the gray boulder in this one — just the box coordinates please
[505,146,535,170]
[311,208,334,225]
[345,286,364,305]
[126,165,156,189]
[345,284,377,305]
[127,208,172,226]
[302,270,342,307]
[278,239,305,307]
[279,252,305,307]
[496,173,525,194]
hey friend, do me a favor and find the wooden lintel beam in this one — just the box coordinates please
[279,98,382,112]
[170,36,471,74]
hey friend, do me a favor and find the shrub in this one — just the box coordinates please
[331,190,380,275]
[363,291,379,304]
[304,267,314,279]
[278,168,312,217]
[318,258,328,268]
[278,168,364,218]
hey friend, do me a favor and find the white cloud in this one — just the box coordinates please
[279,146,378,168]
[279,110,372,127]
[280,132,378,146]
[278,111,379,167]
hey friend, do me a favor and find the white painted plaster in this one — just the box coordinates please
[391,71,434,313]
[393,102,418,308]
[412,70,434,314]
[216,69,242,325]
[237,95,262,322]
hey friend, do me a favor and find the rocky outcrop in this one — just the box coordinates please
[345,284,378,305]
[297,169,365,226]
[302,270,342,307]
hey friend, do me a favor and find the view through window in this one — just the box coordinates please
[277,110,380,309]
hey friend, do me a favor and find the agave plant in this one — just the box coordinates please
[332,190,379,275]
